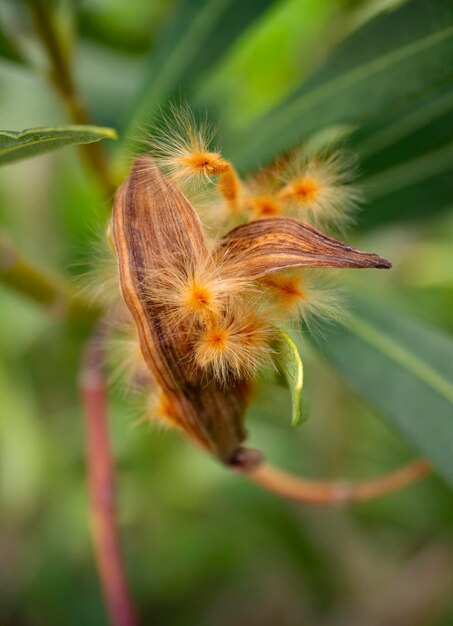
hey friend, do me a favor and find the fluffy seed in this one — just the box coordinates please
[146,105,231,187]
[144,258,252,330]
[76,226,121,309]
[261,274,305,309]
[194,306,274,384]
[241,169,283,220]
[149,388,181,429]
[262,270,346,328]
[247,195,282,218]
[180,150,229,177]
[106,322,151,389]
[277,149,360,229]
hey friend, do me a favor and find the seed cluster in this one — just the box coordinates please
[139,108,357,393]
[144,258,275,385]
[149,107,359,232]
[108,107,390,454]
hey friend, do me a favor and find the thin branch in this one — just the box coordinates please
[80,329,139,626]
[25,0,116,196]
[0,231,101,321]
[244,458,431,506]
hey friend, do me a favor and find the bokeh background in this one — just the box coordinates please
[1,1,453,624]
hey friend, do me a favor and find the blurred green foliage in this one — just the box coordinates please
[1,0,453,625]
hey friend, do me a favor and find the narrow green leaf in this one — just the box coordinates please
[358,142,453,228]
[0,125,117,166]
[274,329,305,426]
[354,84,453,163]
[312,297,453,487]
[0,24,27,65]
[193,0,344,130]
[121,0,273,148]
[231,0,453,170]
[352,84,453,229]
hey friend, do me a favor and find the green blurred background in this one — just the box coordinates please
[1,1,453,624]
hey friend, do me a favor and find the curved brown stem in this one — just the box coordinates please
[80,330,139,626]
[244,458,431,506]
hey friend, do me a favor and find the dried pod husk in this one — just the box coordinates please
[216,217,391,278]
[112,156,249,463]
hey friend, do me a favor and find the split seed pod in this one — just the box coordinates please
[112,155,390,467]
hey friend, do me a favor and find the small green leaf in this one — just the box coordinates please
[312,297,453,487]
[0,125,117,166]
[274,329,305,426]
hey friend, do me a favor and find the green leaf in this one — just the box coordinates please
[0,24,27,65]
[359,141,453,229]
[231,0,453,170]
[312,297,453,487]
[274,329,305,426]
[353,84,453,229]
[0,125,117,166]
[354,84,453,165]
[121,0,273,148]
[193,0,344,130]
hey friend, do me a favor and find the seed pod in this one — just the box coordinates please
[216,217,391,279]
[112,154,391,467]
[112,156,249,463]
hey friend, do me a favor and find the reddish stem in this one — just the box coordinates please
[80,334,139,626]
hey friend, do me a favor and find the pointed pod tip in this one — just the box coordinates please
[375,257,392,269]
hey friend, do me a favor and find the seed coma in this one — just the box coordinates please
[181,151,229,176]
[253,196,281,217]
[204,327,229,350]
[280,178,319,203]
[263,275,306,308]
[293,178,319,201]
[194,312,273,384]
[195,326,230,368]
[148,389,181,430]
[186,283,213,312]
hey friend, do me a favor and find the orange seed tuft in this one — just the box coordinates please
[194,308,274,384]
[249,196,281,218]
[181,151,230,177]
[280,178,320,203]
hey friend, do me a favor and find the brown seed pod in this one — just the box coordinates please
[216,217,391,279]
[112,156,250,464]
[111,154,391,466]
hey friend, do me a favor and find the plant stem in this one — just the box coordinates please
[0,231,100,321]
[25,0,116,196]
[80,330,139,626]
[245,459,431,506]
